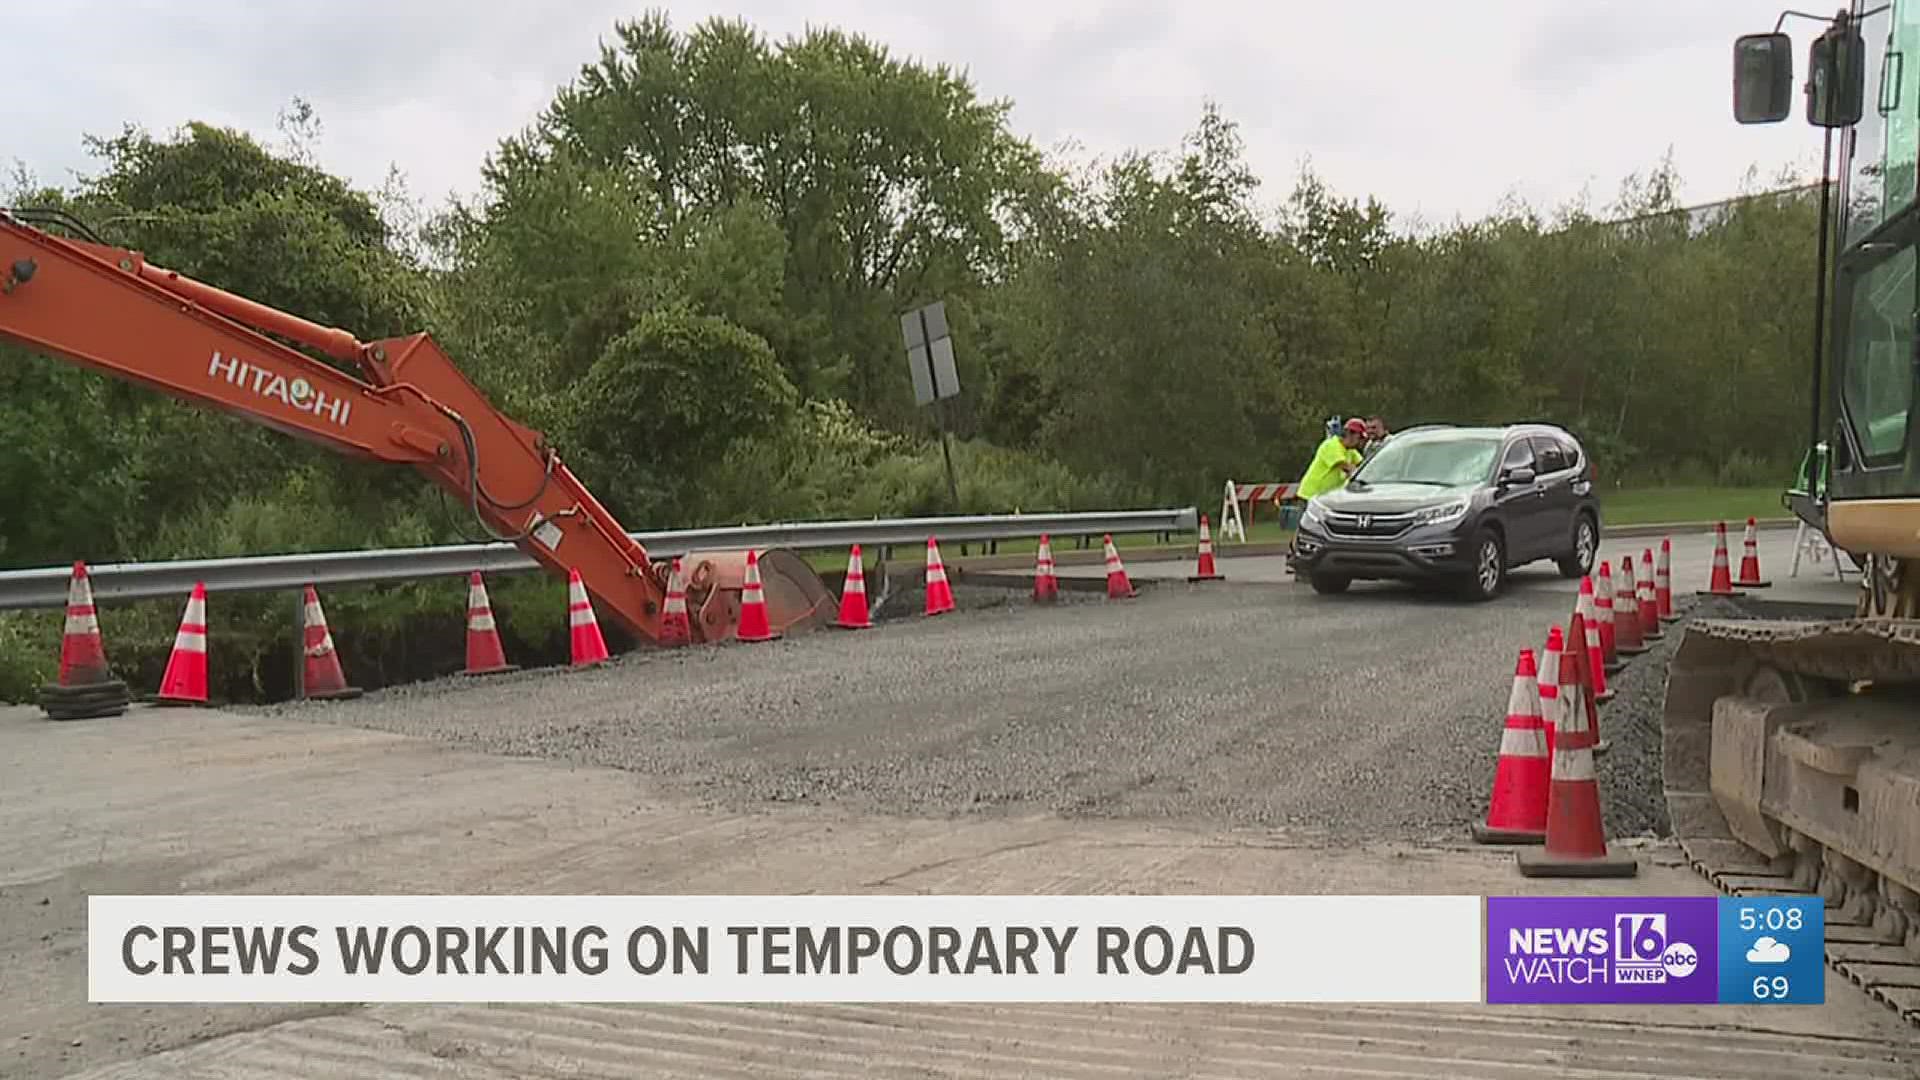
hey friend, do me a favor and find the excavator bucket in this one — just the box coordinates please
[677,548,838,643]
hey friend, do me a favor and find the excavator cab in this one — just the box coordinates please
[1645,5,1920,1015]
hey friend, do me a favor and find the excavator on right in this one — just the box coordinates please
[1666,4,1920,1012]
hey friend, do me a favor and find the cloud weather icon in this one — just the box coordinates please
[1746,937,1791,964]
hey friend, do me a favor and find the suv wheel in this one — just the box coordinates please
[1557,513,1597,579]
[1309,572,1351,595]
[1460,528,1505,601]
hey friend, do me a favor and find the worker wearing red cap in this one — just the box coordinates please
[1296,418,1369,502]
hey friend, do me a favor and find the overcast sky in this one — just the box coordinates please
[11,2,1833,229]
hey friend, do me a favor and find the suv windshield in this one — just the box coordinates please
[1352,433,1502,488]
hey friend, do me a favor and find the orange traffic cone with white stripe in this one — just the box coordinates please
[1701,521,1743,596]
[1188,514,1223,582]
[1638,548,1664,641]
[155,582,210,705]
[1657,537,1678,622]
[736,550,779,641]
[1538,626,1563,758]
[836,545,872,629]
[659,558,691,646]
[36,561,130,720]
[1736,517,1771,588]
[1574,578,1613,704]
[56,561,114,688]
[300,585,363,699]
[924,538,956,615]
[1471,648,1550,845]
[1595,560,1621,671]
[1033,534,1060,602]
[566,569,612,665]
[461,572,517,675]
[1612,557,1645,656]
[1518,611,1637,878]
[1103,535,1136,599]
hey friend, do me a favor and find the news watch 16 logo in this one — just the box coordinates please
[1486,897,1719,1004]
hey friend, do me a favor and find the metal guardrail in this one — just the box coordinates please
[0,508,1198,610]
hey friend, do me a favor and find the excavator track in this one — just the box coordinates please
[1661,611,1920,1025]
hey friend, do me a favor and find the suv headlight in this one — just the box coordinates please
[1412,499,1470,526]
[1301,500,1328,525]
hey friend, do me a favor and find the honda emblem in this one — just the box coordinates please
[1355,514,1373,529]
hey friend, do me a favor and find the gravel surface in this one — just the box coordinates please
[255,571,1697,842]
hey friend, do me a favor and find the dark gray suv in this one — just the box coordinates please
[1290,423,1601,600]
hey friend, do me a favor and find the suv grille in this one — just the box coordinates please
[1323,511,1415,538]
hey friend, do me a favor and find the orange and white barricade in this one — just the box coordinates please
[1220,481,1299,542]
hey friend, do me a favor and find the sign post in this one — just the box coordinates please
[901,301,962,513]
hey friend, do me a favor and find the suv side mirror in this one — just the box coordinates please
[1501,467,1537,487]
[1735,32,1795,123]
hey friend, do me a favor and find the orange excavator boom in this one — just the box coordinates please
[0,210,834,644]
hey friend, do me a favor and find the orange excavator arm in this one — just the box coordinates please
[0,209,833,644]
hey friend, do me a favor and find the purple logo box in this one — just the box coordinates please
[1487,897,1719,1004]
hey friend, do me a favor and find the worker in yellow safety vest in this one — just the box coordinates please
[1296,418,1369,501]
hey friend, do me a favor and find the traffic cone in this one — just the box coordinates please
[1638,548,1664,642]
[1700,521,1743,596]
[155,582,210,705]
[1471,648,1550,845]
[56,560,114,687]
[1188,514,1224,582]
[1657,537,1678,622]
[1103,535,1136,599]
[460,572,517,675]
[924,538,956,616]
[1594,561,1621,671]
[1538,626,1563,758]
[1033,534,1060,602]
[1574,579,1613,704]
[299,585,363,699]
[659,558,691,646]
[836,545,873,629]
[566,568,612,664]
[1518,611,1638,878]
[736,550,779,641]
[1736,517,1772,588]
[1612,558,1645,656]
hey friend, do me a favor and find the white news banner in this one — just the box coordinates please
[89,894,1483,1003]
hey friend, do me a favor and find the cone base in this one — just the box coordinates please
[1187,573,1224,583]
[37,678,131,721]
[737,629,781,641]
[1592,739,1612,756]
[1516,845,1639,878]
[1660,614,1682,624]
[303,686,364,701]
[1594,688,1616,703]
[1736,578,1772,589]
[1614,643,1648,657]
[461,664,520,677]
[1697,588,1746,598]
[1471,822,1547,846]
[1643,628,1665,641]
[153,695,208,707]
[834,619,872,630]
[569,658,611,669]
[1603,659,1625,675]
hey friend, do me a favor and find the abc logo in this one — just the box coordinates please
[1662,942,1699,978]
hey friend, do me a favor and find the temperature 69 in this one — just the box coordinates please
[1752,975,1792,999]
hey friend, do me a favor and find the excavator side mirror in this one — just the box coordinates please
[1808,25,1868,127]
[1735,32,1795,123]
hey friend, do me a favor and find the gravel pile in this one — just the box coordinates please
[254,572,1594,842]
